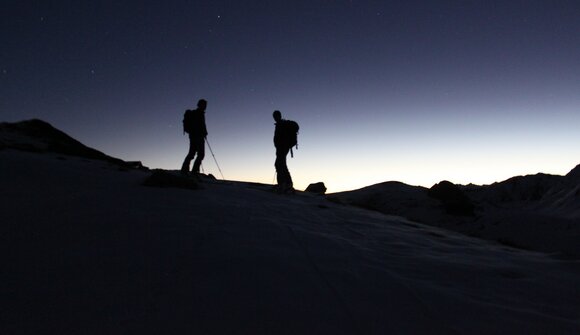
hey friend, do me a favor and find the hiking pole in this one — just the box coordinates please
[205,137,225,180]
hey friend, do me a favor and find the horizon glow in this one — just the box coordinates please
[2,1,579,193]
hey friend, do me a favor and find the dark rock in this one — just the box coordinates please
[125,161,145,169]
[142,170,199,190]
[428,180,475,216]
[305,182,327,195]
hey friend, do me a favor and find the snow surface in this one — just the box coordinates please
[330,170,580,258]
[2,149,580,334]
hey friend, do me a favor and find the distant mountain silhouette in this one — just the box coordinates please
[330,167,580,258]
[566,164,580,181]
[471,169,580,220]
[476,173,563,203]
[0,119,144,169]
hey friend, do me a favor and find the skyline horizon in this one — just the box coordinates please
[2,1,579,192]
[2,116,578,194]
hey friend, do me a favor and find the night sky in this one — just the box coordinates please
[2,1,580,192]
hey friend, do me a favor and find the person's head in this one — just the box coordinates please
[197,99,207,110]
[273,110,282,122]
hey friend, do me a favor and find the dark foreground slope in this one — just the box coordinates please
[1,120,580,334]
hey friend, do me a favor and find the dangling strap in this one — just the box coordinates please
[290,147,294,158]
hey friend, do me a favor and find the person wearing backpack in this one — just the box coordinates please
[272,110,299,193]
[181,99,208,176]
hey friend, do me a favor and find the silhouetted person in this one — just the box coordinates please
[181,99,208,175]
[273,110,299,193]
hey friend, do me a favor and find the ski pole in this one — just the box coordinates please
[205,137,225,180]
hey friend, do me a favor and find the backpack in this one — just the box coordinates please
[281,120,299,156]
[183,110,193,134]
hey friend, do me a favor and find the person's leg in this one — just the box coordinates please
[181,137,196,173]
[192,137,205,174]
[275,147,290,186]
[286,168,293,188]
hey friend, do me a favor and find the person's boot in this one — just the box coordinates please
[283,183,295,194]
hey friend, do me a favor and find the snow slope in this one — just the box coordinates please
[1,153,579,334]
[1,120,580,334]
[331,168,580,259]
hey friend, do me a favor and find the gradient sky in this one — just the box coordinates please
[2,1,579,192]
